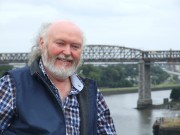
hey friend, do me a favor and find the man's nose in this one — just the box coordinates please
[63,45,71,56]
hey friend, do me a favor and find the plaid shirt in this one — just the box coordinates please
[0,61,116,135]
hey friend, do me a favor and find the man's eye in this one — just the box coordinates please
[72,44,81,49]
[56,42,64,46]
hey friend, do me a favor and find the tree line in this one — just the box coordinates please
[77,64,170,88]
[0,64,170,88]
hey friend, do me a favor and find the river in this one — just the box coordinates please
[104,90,178,135]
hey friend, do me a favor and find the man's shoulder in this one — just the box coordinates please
[78,76,97,89]
[6,66,30,78]
[9,66,29,73]
[78,76,96,83]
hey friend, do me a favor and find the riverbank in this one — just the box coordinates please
[100,83,180,96]
[153,117,180,135]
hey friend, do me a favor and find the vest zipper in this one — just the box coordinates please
[35,72,66,125]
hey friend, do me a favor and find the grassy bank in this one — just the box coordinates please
[100,83,180,95]
[161,118,180,128]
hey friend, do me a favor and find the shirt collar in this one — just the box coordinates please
[39,59,84,92]
[70,73,84,91]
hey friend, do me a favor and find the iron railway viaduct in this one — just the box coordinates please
[1,45,180,109]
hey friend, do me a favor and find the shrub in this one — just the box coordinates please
[170,87,180,101]
[0,65,14,77]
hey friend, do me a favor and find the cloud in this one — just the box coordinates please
[0,1,63,24]
[0,0,180,52]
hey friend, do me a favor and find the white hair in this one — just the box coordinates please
[28,23,51,65]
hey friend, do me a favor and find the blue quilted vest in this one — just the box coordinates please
[2,59,97,135]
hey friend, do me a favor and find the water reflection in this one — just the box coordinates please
[137,109,153,135]
[104,90,171,135]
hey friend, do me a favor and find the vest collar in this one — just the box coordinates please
[30,57,84,91]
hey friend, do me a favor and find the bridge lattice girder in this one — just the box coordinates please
[0,45,180,64]
[83,45,142,62]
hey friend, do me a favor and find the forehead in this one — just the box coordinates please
[47,22,83,42]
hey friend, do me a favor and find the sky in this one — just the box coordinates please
[0,0,180,53]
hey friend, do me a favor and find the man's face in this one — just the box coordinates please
[40,22,83,80]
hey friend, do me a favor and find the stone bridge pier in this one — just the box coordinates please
[137,60,152,109]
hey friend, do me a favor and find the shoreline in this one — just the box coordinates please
[101,87,174,96]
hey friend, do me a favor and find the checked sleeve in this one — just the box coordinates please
[0,75,16,131]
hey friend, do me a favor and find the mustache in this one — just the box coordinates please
[56,54,73,61]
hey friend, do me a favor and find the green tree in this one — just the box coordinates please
[78,64,101,82]
[0,65,14,77]
[170,87,180,101]
[99,65,130,88]
[150,65,169,85]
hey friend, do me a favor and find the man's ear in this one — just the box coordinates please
[39,37,44,50]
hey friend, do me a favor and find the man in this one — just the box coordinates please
[0,20,117,135]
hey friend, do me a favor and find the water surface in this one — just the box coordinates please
[104,90,173,135]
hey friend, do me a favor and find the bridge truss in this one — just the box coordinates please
[0,45,180,64]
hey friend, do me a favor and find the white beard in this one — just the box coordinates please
[41,47,81,80]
